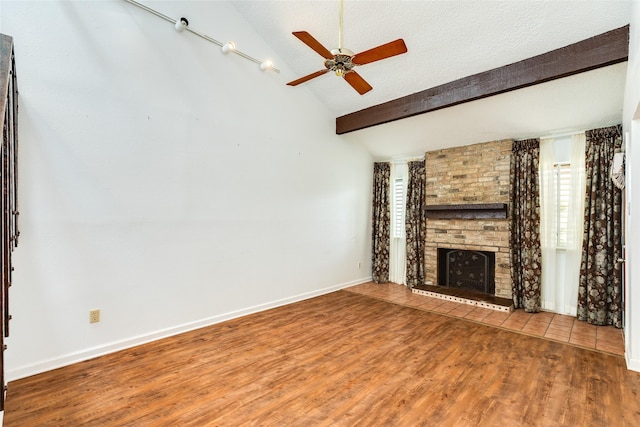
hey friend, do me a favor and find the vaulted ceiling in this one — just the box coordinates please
[229,1,632,160]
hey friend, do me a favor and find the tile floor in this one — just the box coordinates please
[346,281,625,357]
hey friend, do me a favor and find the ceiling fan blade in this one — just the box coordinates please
[287,69,330,86]
[292,31,334,59]
[352,39,408,65]
[343,71,373,95]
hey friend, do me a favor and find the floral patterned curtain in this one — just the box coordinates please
[510,139,542,312]
[372,162,390,283]
[578,124,623,328]
[405,160,426,289]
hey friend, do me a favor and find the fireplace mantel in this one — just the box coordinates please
[424,203,508,219]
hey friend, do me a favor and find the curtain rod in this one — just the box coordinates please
[520,129,587,141]
[540,131,586,140]
[525,122,623,141]
[521,128,626,152]
[389,156,424,164]
[123,0,280,73]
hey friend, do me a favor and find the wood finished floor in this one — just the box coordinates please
[349,282,625,356]
[5,289,640,426]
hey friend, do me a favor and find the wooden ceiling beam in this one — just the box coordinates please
[336,25,629,135]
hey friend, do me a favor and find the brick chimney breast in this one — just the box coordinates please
[424,139,513,299]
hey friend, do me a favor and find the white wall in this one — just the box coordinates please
[623,0,640,372]
[0,1,373,380]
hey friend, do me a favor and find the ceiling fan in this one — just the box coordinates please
[286,0,408,95]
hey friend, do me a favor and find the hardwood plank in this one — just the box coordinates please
[336,25,629,134]
[4,290,640,426]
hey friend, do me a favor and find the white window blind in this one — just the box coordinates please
[554,162,571,248]
[393,177,405,238]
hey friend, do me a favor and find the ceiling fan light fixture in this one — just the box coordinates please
[324,54,354,76]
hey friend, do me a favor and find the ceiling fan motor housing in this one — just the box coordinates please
[325,50,355,76]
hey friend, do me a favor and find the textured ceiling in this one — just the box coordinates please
[229,0,632,159]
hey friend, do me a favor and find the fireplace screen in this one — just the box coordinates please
[437,249,496,295]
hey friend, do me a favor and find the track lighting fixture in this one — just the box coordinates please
[123,0,280,73]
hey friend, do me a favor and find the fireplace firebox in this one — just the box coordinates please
[437,248,496,295]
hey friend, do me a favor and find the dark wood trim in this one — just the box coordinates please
[336,25,629,134]
[425,203,508,219]
[0,34,14,121]
[0,32,18,413]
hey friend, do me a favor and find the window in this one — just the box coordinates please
[554,162,571,248]
[389,162,409,285]
[539,134,585,316]
[392,178,405,238]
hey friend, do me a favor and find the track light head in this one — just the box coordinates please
[259,60,273,71]
[174,17,189,32]
[221,42,236,54]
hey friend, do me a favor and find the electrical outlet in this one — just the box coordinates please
[89,309,100,324]
[358,261,361,269]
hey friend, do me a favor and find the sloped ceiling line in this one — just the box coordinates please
[336,25,629,135]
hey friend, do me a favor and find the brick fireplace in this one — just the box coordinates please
[424,139,513,299]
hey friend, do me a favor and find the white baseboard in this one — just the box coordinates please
[6,277,372,382]
[626,348,640,372]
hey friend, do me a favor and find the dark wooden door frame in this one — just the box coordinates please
[336,25,629,135]
[0,33,19,412]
